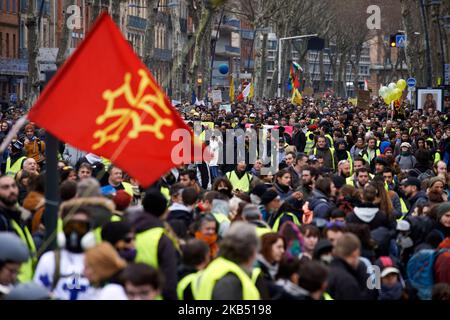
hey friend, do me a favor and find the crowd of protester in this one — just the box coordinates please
[0,95,449,300]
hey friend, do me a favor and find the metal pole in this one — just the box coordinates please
[42,70,59,252]
[277,38,282,97]
[420,0,433,87]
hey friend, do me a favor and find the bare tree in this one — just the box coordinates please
[26,2,40,105]
[56,0,77,68]
[188,0,227,96]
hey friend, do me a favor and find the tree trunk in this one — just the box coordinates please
[26,2,40,106]
[189,5,214,95]
[318,50,325,93]
[401,0,425,86]
[170,5,182,101]
[256,32,268,100]
[56,0,77,68]
[143,0,159,70]
[430,4,443,85]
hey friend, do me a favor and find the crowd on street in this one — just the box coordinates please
[0,95,449,300]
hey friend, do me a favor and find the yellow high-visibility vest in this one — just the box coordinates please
[5,156,26,177]
[135,227,165,268]
[226,171,251,193]
[195,257,260,300]
[11,219,36,283]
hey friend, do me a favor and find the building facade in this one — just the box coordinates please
[0,0,25,102]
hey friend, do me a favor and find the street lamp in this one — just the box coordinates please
[277,34,318,98]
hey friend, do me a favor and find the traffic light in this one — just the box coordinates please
[390,34,397,47]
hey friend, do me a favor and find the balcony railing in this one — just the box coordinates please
[153,48,172,62]
[222,18,240,29]
[128,15,147,30]
[225,45,240,54]
[241,30,254,40]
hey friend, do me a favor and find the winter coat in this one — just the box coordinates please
[292,130,306,153]
[167,203,193,233]
[407,191,428,216]
[273,182,293,200]
[309,147,337,171]
[434,238,450,284]
[308,190,334,219]
[327,258,369,300]
[346,204,393,230]
[395,153,417,171]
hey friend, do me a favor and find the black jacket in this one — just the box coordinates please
[346,204,394,230]
[327,257,369,300]
[292,130,306,153]
[132,211,179,300]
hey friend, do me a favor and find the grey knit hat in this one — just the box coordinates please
[436,202,450,221]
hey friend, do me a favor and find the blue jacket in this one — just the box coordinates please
[308,190,333,219]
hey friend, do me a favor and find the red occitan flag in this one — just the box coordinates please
[27,13,203,187]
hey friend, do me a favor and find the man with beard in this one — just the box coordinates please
[337,160,352,179]
[309,135,337,171]
[0,175,36,283]
[401,177,428,216]
[298,166,318,199]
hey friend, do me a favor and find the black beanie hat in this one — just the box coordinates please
[142,188,168,217]
[101,221,132,245]
[260,189,280,205]
[252,184,269,198]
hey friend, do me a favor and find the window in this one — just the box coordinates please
[13,34,16,58]
[12,0,15,12]
[6,0,10,12]
[0,32,3,57]
[6,33,9,57]
[0,0,3,11]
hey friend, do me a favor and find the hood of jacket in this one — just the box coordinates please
[211,199,230,216]
[168,202,192,213]
[308,189,329,209]
[353,205,379,223]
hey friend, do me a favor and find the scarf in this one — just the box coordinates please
[195,231,219,259]
[378,282,403,300]
[276,182,290,194]
[257,254,279,280]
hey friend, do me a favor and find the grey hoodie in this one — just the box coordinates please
[353,207,379,223]
[211,199,231,237]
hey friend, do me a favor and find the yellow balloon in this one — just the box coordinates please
[397,79,407,91]
[393,88,402,100]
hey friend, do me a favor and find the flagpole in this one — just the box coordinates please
[42,71,60,252]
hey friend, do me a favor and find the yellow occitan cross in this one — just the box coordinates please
[92,69,174,150]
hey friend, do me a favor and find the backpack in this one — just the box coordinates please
[406,248,450,300]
